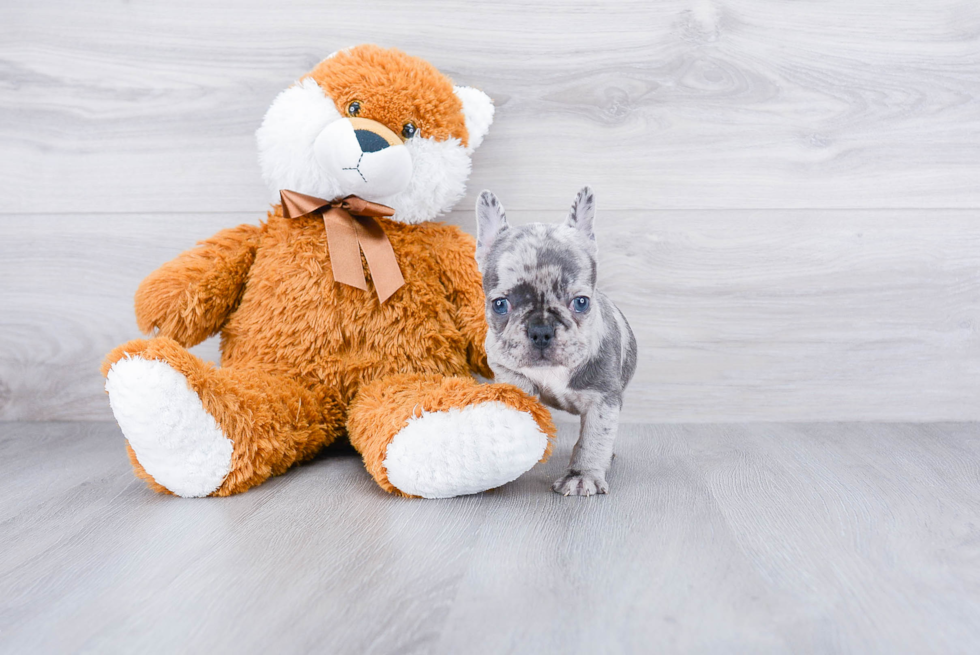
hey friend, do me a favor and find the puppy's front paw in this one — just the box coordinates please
[552,469,608,496]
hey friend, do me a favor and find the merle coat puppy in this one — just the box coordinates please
[475,187,637,496]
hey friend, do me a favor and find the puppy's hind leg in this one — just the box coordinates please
[553,399,621,496]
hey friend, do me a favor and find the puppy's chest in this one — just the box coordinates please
[519,366,585,413]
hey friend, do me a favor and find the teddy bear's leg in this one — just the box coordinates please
[102,337,344,497]
[347,373,556,498]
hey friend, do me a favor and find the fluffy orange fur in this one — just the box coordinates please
[104,210,555,496]
[103,335,342,496]
[134,223,262,347]
[103,46,554,497]
[306,45,470,146]
[349,374,556,497]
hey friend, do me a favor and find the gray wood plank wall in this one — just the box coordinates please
[1,0,978,421]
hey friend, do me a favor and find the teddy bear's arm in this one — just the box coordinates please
[134,223,263,347]
[435,228,494,379]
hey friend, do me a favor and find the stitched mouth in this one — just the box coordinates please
[342,153,367,183]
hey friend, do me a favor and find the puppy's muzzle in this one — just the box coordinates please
[528,318,556,351]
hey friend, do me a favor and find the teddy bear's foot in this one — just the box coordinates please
[103,337,346,496]
[348,373,557,498]
[105,355,233,497]
[384,401,549,498]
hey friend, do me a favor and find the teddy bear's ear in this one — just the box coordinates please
[454,86,494,153]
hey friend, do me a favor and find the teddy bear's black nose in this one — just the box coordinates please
[528,321,555,350]
[355,129,390,153]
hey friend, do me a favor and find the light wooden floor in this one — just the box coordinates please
[2,422,978,654]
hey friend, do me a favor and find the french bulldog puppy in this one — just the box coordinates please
[475,187,637,496]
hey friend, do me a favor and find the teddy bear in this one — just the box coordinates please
[101,45,556,499]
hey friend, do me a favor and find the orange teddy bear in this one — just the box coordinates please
[102,45,555,498]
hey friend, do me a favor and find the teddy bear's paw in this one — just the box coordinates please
[105,356,233,497]
[382,401,549,499]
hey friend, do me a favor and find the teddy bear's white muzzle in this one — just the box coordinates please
[313,118,413,200]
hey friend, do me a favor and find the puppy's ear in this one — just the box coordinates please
[565,186,597,253]
[454,86,494,152]
[475,190,509,265]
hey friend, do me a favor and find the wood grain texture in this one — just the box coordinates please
[2,0,980,212]
[2,0,979,421]
[0,213,239,420]
[2,421,979,653]
[2,209,977,422]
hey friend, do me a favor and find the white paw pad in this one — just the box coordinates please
[105,356,233,498]
[383,401,549,499]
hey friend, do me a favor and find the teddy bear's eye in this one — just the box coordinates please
[347,101,361,117]
[401,122,419,139]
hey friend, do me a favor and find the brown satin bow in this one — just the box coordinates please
[280,189,406,303]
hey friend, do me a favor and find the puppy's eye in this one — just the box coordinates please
[347,101,361,117]
[491,298,510,315]
[571,296,590,313]
[401,122,418,139]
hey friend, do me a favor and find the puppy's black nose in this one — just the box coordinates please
[355,129,390,153]
[528,322,555,350]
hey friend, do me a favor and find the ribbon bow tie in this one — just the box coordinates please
[280,189,406,303]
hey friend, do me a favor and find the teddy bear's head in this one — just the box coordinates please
[256,45,494,224]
